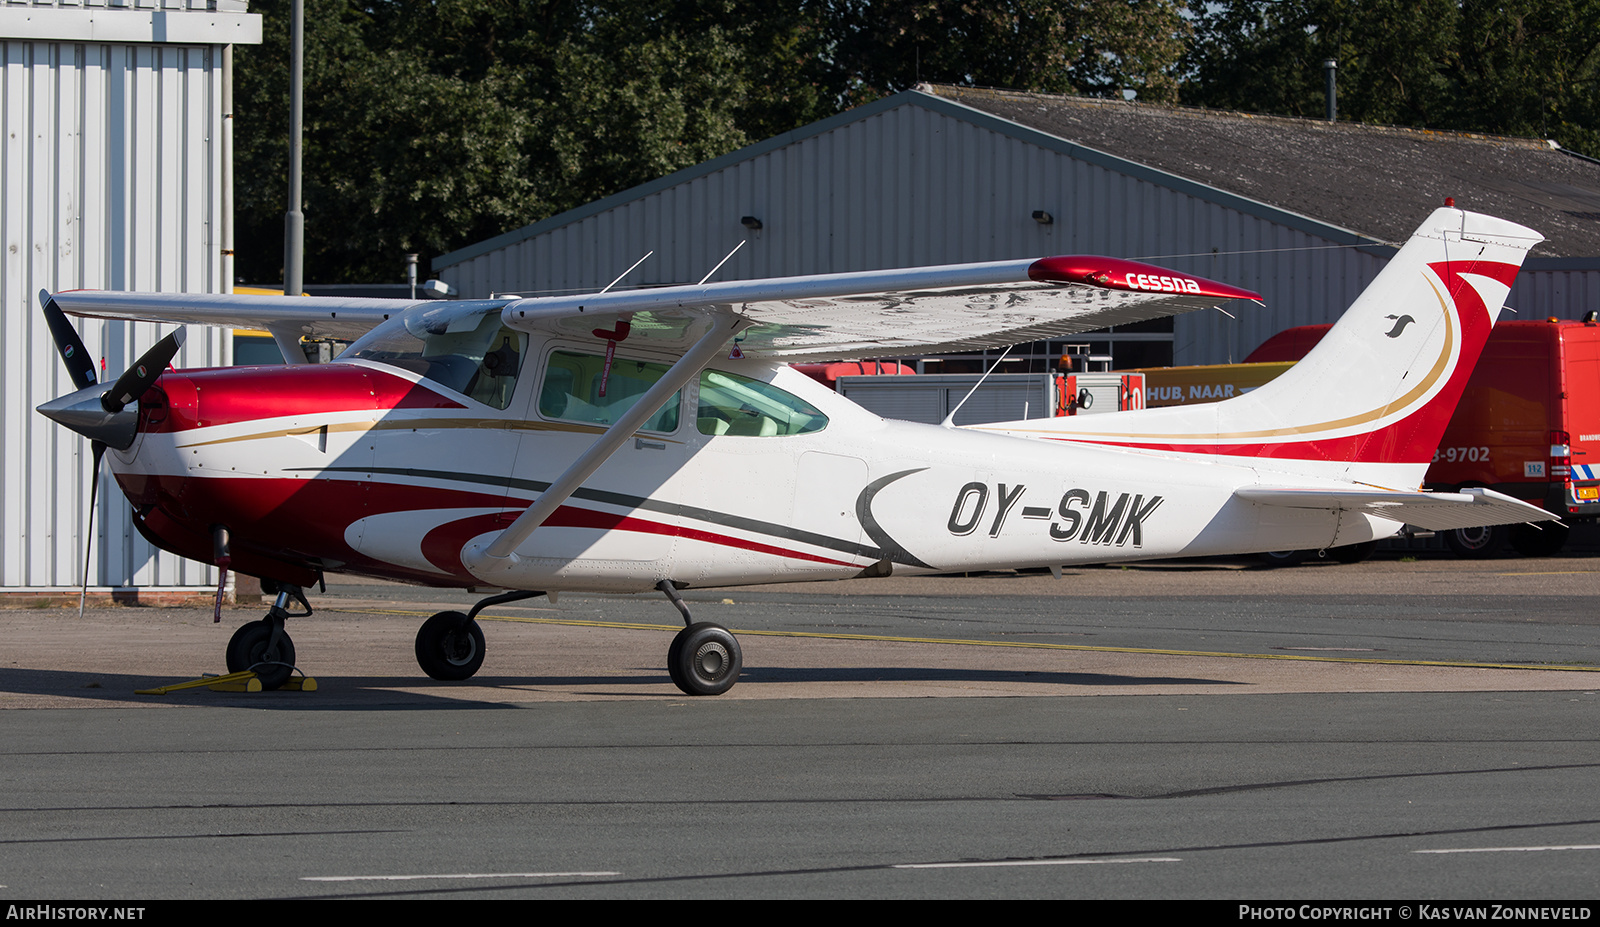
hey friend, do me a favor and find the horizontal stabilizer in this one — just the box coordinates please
[1235,486,1554,531]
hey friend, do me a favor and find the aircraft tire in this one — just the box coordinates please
[1256,549,1309,568]
[1510,522,1568,558]
[1444,524,1507,559]
[1329,541,1379,564]
[668,622,742,696]
[225,619,296,690]
[415,611,486,681]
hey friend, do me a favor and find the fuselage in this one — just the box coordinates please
[109,330,1393,593]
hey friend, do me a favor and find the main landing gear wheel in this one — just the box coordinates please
[1511,522,1569,557]
[1444,524,1507,559]
[1256,549,1309,568]
[1329,540,1380,564]
[225,619,296,690]
[668,622,742,696]
[415,611,486,681]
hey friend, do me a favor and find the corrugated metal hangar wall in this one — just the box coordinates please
[437,90,1598,369]
[0,2,260,593]
[436,93,1394,366]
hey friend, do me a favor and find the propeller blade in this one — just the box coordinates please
[102,328,186,413]
[40,290,98,390]
[79,441,105,620]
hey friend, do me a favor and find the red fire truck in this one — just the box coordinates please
[1245,317,1600,557]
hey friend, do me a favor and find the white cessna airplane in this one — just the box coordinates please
[38,206,1551,694]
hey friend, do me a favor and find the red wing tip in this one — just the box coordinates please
[1028,256,1262,302]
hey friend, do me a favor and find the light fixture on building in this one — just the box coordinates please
[1032,210,1053,225]
[741,216,763,231]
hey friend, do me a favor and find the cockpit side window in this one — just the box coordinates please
[696,369,828,436]
[340,311,525,410]
[538,350,681,433]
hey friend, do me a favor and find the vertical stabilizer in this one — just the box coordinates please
[990,208,1544,487]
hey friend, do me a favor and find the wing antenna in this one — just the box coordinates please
[598,251,654,295]
[697,241,746,285]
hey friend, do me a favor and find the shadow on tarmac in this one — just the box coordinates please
[0,662,1242,710]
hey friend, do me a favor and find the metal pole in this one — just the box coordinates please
[406,253,418,299]
[283,0,304,296]
[222,45,234,297]
[1324,59,1338,123]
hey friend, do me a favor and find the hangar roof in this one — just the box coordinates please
[438,85,1600,271]
[925,84,1600,261]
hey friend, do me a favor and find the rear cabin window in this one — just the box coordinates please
[697,369,828,436]
[538,350,681,433]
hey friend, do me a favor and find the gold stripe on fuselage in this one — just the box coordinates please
[980,274,1457,444]
[175,416,686,449]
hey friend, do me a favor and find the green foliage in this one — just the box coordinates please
[1184,0,1458,124]
[821,0,1191,104]
[235,0,539,284]
[232,0,1600,285]
[1184,0,1600,156]
[236,0,842,283]
[1453,0,1600,153]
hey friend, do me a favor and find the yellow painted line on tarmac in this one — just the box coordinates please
[349,606,673,633]
[343,606,1600,674]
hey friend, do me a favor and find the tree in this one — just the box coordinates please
[1184,0,1458,126]
[1183,0,1600,156]
[822,0,1192,104]
[234,0,539,284]
[1453,0,1600,155]
[233,0,834,284]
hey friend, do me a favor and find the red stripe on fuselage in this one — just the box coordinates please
[540,507,858,568]
[125,473,856,587]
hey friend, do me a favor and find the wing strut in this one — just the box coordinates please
[267,325,310,366]
[464,312,745,574]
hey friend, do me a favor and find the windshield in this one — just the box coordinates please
[340,308,526,410]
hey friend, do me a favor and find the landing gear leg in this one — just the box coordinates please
[414,589,546,681]
[225,584,310,690]
[659,580,742,696]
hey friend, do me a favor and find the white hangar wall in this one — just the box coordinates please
[438,93,1397,367]
[0,2,260,592]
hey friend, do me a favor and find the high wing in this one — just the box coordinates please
[46,290,515,366]
[500,257,1261,359]
[48,256,1257,361]
[1235,487,1553,531]
[44,290,455,340]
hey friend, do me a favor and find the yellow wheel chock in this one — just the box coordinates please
[135,669,317,695]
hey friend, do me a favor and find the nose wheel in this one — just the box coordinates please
[225,620,296,690]
[225,584,310,690]
[659,581,742,696]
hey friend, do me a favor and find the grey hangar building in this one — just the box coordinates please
[436,84,1600,372]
